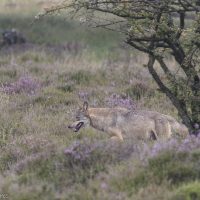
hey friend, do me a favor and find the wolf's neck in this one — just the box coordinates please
[89,114,114,131]
[88,108,127,131]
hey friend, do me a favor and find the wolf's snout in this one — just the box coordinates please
[68,125,72,129]
[67,125,73,129]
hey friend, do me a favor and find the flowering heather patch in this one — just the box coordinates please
[64,140,111,182]
[64,140,100,162]
[105,93,137,110]
[1,75,40,95]
[146,135,200,159]
[64,135,200,171]
[64,139,140,172]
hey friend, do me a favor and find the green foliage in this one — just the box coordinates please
[63,140,118,184]
[191,149,200,161]
[171,182,200,200]
[29,66,43,75]
[57,84,75,93]
[147,151,200,185]
[110,150,200,198]
[70,70,91,85]
[0,152,16,172]
[0,69,17,83]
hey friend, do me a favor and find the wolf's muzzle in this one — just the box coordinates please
[68,121,84,132]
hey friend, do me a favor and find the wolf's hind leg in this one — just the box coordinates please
[155,119,172,139]
[107,127,124,141]
[149,130,158,140]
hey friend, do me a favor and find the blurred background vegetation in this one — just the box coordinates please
[0,0,123,58]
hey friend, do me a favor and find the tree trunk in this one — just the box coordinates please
[147,55,193,130]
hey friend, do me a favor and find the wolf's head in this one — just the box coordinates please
[68,102,90,132]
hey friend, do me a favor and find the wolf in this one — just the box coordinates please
[68,102,189,141]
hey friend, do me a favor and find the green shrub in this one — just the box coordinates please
[148,151,199,185]
[0,69,17,83]
[191,149,200,161]
[57,84,74,93]
[111,150,200,197]
[171,182,200,200]
[64,140,114,183]
[0,152,17,172]
[131,182,173,200]
[29,66,43,75]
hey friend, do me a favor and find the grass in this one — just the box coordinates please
[0,1,199,200]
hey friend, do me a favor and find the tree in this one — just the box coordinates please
[38,0,200,130]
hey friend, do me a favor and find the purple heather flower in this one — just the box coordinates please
[64,139,140,167]
[105,93,137,110]
[63,135,200,169]
[1,75,40,95]
[150,138,178,157]
[147,135,200,159]
[101,182,108,190]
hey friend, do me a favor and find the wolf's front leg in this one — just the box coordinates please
[107,127,124,142]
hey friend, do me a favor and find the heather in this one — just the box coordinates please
[0,1,200,200]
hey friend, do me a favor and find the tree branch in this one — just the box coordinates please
[147,55,193,129]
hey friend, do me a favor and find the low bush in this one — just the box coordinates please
[171,181,200,200]
[64,139,139,183]
[125,81,154,100]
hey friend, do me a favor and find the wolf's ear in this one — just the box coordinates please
[83,101,88,111]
